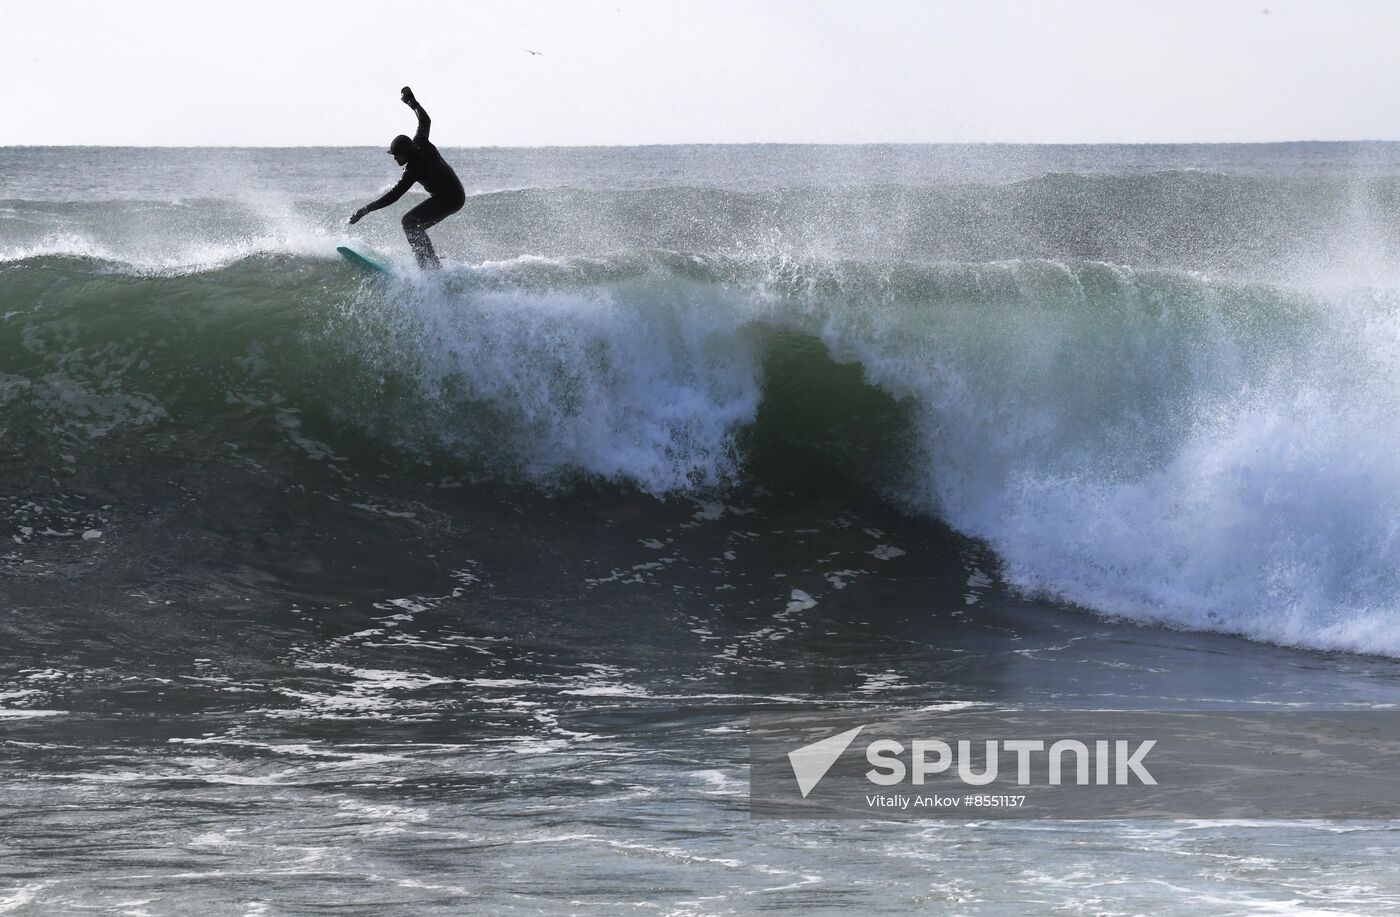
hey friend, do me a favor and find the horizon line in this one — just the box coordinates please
[5,139,1400,151]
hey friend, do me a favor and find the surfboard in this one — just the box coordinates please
[336,245,392,275]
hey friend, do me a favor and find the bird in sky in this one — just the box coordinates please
[526,49,543,56]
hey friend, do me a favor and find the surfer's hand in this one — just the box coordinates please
[348,209,364,225]
[400,86,416,105]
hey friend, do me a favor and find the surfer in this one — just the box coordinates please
[348,87,465,269]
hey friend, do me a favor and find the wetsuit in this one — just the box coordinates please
[360,102,465,268]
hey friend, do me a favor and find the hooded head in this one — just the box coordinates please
[388,134,414,166]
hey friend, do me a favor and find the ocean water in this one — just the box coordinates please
[3,143,1400,914]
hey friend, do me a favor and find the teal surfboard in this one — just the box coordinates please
[337,246,392,275]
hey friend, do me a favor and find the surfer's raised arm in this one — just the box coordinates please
[402,86,430,143]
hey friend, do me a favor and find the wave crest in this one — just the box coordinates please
[5,251,1400,654]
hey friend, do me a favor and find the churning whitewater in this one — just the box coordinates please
[5,145,1400,657]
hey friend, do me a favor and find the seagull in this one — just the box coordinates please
[526,49,543,56]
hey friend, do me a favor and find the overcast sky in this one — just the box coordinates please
[5,0,1400,146]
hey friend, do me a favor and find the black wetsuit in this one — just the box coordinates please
[362,104,465,268]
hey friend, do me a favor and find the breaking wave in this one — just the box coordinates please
[5,242,1400,656]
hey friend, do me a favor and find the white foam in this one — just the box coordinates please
[340,273,765,494]
[828,262,1400,656]
[0,884,46,913]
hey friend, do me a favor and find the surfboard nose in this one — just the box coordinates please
[337,246,392,275]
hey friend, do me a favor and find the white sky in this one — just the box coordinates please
[4,0,1400,146]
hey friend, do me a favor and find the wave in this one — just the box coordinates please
[6,170,1400,282]
[4,250,1400,657]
